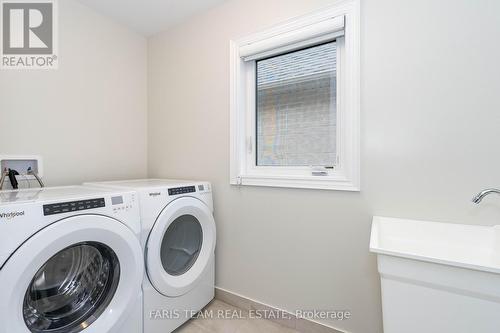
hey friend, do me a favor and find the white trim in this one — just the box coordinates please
[240,15,344,61]
[215,287,349,333]
[229,0,360,191]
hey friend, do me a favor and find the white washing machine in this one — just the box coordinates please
[0,186,144,333]
[85,179,216,333]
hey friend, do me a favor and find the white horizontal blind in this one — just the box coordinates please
[240,15,344,61]
[256,42,337,167]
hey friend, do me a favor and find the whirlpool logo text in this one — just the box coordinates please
[0,211,25,220]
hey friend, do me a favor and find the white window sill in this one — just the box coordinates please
[231,174,360,191]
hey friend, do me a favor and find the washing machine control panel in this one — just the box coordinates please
[168,186,196,196]
[43,198,105,216]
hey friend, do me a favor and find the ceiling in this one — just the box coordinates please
[77,0,228,36]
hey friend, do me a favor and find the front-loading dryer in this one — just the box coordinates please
[84,179,216,333]
[0,186,144,333]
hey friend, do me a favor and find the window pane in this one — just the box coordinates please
[256,42,337,167]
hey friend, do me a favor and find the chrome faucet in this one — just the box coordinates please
[472,188,500,204]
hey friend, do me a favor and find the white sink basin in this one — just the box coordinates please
[370,216,500,333]
[370,216,500,274]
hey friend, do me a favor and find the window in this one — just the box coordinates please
[256,42,337,167]
[230,1,360,191]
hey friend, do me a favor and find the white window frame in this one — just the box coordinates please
[229,1,360,191]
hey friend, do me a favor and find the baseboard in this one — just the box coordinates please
[215,287,347,333]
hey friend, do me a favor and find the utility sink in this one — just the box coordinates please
[370,216,500,333]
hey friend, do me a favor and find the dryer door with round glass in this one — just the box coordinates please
[0,215,143,333]
[146,197,216,297]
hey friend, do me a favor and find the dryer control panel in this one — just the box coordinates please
[168,186,196,196]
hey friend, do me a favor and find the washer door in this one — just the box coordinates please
[0,215,143,333]
[146,197,216,297]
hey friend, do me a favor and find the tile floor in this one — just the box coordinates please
[175,300,301,333]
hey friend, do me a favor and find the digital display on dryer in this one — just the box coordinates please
[111,196,123,205]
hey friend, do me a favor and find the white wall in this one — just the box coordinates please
[148,0,500,332]
[0,0,148,188]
